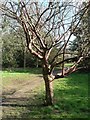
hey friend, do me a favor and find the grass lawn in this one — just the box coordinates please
[2,68,89,119]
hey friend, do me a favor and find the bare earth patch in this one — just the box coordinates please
[2,75,44,118]
[2,75,44,102]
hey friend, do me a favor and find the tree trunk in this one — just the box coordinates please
[24,46,26,69]
[42,66,53,106]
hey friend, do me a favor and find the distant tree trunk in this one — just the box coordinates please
[36,58,39,68]
[62,52,65,76]
[24,46,26,69]
[42,64,53,105]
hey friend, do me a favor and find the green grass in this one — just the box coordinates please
[65,62,74,67]
[2,68,42,86]
[2,68,89,119]
[53,72,89,118]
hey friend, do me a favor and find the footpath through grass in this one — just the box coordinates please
[2,68,89,119]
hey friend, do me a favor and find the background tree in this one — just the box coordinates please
[70,1,90,70]
[1,0,90,105]
[1,18,40,68]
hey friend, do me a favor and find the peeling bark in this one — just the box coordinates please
[42,65,54,105]
[44,75,53,105]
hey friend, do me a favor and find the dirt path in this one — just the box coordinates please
[2,69,63,105]
[2,75,44,105]
[12,76,44,98]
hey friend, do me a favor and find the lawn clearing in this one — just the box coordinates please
[2,68,89,119]
[65,62,74,67]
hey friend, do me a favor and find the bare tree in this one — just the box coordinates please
[1,0,90,105]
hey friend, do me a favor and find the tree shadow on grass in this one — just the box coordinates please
[2,103,43,107]
[2,94,46,119]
